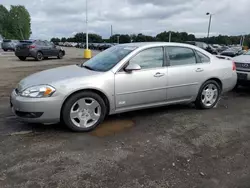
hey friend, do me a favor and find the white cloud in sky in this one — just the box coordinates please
[1,0,250,39]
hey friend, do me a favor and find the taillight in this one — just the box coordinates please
[232,61,236,71]
[28,45,36,49]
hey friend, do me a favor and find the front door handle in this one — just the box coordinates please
[196,68,204,72]
[154,72,165,77]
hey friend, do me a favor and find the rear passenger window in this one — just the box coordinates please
[166,47,196,66]
[196,51,210,63]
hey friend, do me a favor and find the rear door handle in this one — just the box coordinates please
[154,72,165,77]
[196,68,204,72]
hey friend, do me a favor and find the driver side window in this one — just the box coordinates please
[129,47,164,69]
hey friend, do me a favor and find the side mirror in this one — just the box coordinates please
[125,64,141,72]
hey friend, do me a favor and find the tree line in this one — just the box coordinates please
[0,5,32,40]
[51,31,250,47]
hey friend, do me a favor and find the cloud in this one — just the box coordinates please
[1,0,250,40]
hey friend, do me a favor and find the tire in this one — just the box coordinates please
[3,49,7,52]
[233,83,239,91]
[57,51,64,59]
[195,80,221,109]
[35,51,44,61]
[62,91,107,132]
[18,56,26,61]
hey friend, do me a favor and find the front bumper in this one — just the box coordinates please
[236,70,250,85]
[10,90,62,123]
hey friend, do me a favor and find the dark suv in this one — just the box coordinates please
[185,41,218,55]
[15,40,65,61]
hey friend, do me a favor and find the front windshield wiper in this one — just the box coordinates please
[82,64,96,71]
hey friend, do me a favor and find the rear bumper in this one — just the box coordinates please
[15,50,36,58]
[222,72,237,93]
[10,90,63,123]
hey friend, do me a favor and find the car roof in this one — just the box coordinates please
[118,42,200,48]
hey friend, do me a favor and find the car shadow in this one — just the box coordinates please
[2,103,195,136]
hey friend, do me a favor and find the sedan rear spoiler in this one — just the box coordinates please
[215,55,233,60]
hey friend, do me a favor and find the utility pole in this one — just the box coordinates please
[169,32,171,42]
[86,0,88,50]
[206,12,212,39]
[111,25,113,37]
[117,35,120,44]
[83,0,91,58]
[110,25,113,43]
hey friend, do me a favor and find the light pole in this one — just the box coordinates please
[206,12,212,39]
[84,0,92,59]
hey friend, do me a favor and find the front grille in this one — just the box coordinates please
[235,62,250,69]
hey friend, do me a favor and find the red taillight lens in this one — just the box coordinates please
[28,45,36,49]
[232,61,236,71]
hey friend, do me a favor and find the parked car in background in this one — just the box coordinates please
[0,34,3,49]
[15,40,65,61]
[185,41,218,55]
[10,42,237,132]
[233,50,250,86]
[1,39,18,51]
[220,47,244,57]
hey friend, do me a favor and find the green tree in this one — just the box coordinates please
[50,38,61,44]
[61,37,67,42]
[110,34,131,43]
[8,5,31,39]
[0,5,9,38]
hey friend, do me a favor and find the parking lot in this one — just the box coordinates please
[1,47,250,188]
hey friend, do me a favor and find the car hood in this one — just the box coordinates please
[233,55,250,63]
[18,65,101,90]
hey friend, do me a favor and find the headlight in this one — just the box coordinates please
[20,85,56,98]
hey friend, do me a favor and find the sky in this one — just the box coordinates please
[1,0,250,40]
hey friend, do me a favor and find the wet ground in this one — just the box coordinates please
[0,48,250,188]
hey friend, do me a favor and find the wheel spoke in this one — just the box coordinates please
[202,97,207,104]
[202,90,206,96]
[89,111,100,121]
[79,117,90,127]
[88,100,100,111]
[70,111,79,119]
[77,99,88,109]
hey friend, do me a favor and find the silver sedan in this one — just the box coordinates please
[10,42,237,132]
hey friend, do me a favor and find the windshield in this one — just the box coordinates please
[82,46,136,72]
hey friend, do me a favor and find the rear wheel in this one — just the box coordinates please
[3,49,7,52]
[18,56,26,61]
[35,51,44,61]
[57,51,64,59]
[62,91,107,132]
[195,80,221,109]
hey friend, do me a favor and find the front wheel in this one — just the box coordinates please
[62,92,107,132]
[3,49,7,52]
[18,56,26,61]
[195,80,221,109]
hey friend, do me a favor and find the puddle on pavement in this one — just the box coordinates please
[90,119,135,137]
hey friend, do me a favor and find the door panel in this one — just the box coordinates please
[115,68,167,109]
[166,46,209,102]
[115,46,167,110]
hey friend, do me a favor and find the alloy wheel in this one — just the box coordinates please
[201,83,218,107]
[70,97,101,128]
